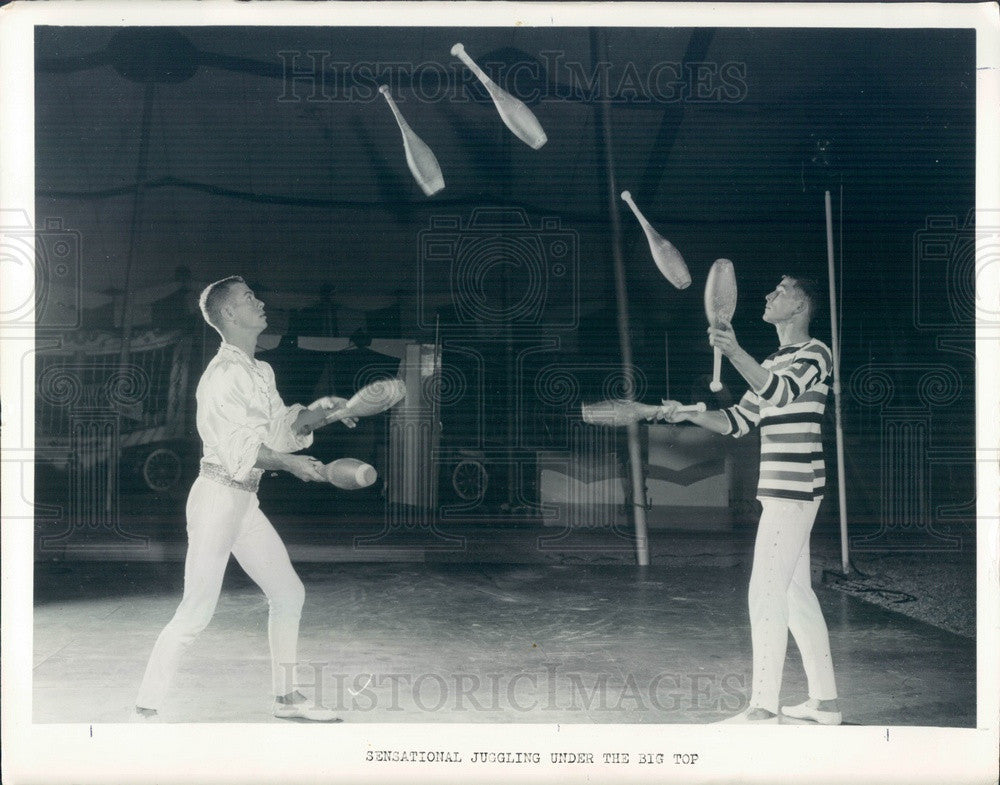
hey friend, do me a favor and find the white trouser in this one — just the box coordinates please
[748,497,837,713]
[136,476,305,710]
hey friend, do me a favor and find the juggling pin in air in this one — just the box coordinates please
[322,377,407,424]
[704,258,738,393]
[451,43,547,150]
[322,458,377,490]
[620,191,691,290]
[378,85,445,196]
[582,399,706,427]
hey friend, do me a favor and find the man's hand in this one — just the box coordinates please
[707,320,743,359]
[284,454,327,483]
[707,320,771,392]
[307,396,359,429]
[657,400,690,423]
[657,399,733,436]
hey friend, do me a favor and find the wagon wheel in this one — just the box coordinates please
[142,447,182,492]
[452,460,488,501]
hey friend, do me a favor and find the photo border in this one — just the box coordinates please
[2,2,998,784]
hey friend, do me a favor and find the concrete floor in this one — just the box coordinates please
[33,559,975,725]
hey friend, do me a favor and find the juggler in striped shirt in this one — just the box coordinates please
[721,338,832,502]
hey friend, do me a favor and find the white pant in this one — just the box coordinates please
[748,497,837,713]
[136,476,304,710]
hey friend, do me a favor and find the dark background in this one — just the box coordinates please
[32,25,977,541]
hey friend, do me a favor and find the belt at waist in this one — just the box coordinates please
[199,462,263,493]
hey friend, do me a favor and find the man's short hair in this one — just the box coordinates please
[198,275,245,334]
[784,275,823,323]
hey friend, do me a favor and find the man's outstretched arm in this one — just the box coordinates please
[657,406,734,434]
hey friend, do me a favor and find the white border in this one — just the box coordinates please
[2,2,998,784]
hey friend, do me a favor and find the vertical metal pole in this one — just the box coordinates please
[593,30,649,565]
[500,120,517,511]
[825,191,850,574]
[664,332,670,400]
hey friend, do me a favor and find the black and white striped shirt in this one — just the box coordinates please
[722,338,831,501]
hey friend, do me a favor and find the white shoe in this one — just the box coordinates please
[714,707,779,724]
[273,700,342,722]
[781,698,842,726]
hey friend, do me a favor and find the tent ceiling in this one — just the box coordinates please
[35,26,974,308]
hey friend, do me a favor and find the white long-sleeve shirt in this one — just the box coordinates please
[195,341,313,483]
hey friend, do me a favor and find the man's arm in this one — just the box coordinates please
[658,407,733,434]
[201,364,327,481]
[292,407,333,436]
[709,324,831,407]
[707,321,769,391]
[256,363,352,449]
[658,389,760,437]
[255,444,325,482]
[292,396,358,436]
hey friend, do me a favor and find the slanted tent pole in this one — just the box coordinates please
[119,81,156,367]
[593,30,649,566]
[825,191,851,574]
